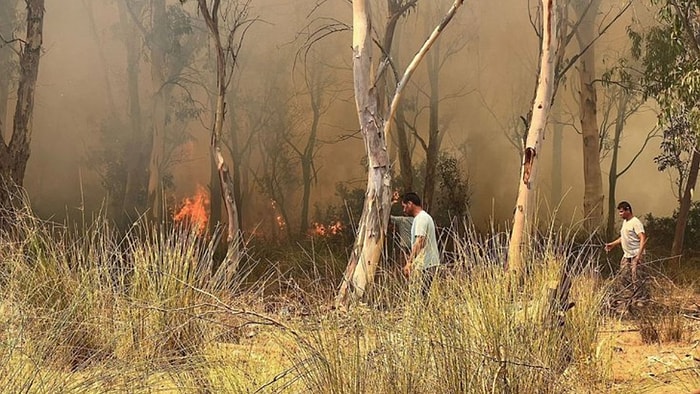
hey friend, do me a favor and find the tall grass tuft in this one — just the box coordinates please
[0,202,250,389]
[285,227,611,393]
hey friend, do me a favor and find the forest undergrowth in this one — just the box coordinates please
[1,204,699,393]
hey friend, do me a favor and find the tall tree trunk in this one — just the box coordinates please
[383,0,415,194]
[227,88,246,231]
[671,143,700,259]
[507,0,560,273]
[118,1,148,226]
[0,0,18,141]
[0,0,44,211]
[336,0,392,306]
[198,0,242,264]
[146,0,168,222]
[299,93,320,236]
[337,0,464,306]
[606,92,628,239]
[574,0,604,233]
[550,111,563,206]
[208,150,222,233]
[423,42,441,211]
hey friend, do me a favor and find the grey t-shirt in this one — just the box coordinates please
[411,210,440,269]
[620,216,645,258]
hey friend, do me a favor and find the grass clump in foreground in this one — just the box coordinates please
[0,205,275,392]
[285,233,612,394]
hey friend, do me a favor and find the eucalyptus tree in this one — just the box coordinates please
[630,0,700,260]
[506,0,632,272]
[195,0,256,265]
[337,0,465,306]
[506,0,561,274]
[0,0,45,214]
[572,0,605,232]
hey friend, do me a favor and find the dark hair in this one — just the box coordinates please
[402,192,422,207]
[617,201,632,212]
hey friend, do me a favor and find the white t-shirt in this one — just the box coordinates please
[620,216,645,258]
[411,210,440,269]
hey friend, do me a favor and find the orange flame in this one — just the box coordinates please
[173,185,210,234]
[309,221,344,237]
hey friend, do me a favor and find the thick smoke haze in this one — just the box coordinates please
[11,0,685,233]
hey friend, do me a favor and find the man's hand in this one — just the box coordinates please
[402,263,412,277]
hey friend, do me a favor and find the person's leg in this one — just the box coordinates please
[619,257,631,283]
[630,255,640,287]
[420,266,438,299]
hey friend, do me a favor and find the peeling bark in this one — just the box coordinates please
[336,0,391,306]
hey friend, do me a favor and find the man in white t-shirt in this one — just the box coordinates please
[605,201,647,287]
[400,192,440,297]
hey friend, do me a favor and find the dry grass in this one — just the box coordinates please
[1,205,699,393]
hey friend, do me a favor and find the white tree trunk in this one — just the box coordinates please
[336,0,465,307]
[336,0,392,306]
[507,0,560,273]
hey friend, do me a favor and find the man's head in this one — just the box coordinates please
[401,192,422,217]
[616,201,633,220]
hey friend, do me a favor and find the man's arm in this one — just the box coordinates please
[403,235,426,276]
[605,237,621,252]
[638,232,647,256]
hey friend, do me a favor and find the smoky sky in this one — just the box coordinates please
[14,0,682,230]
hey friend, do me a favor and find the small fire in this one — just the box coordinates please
[309,221,344,237]
[271,200,286,232]
[173,185,210,234]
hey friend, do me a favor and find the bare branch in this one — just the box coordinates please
[557,1,632,82]
[385,0,465,138]
[618,124,661,177]
[0,32,23,57]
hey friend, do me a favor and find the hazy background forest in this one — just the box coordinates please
[9,0,675,236]
[6,2,700,392]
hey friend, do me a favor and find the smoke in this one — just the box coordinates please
[15,0,677,232]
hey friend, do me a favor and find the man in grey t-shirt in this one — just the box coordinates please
[605,201,647,287]
[400,192,440,297]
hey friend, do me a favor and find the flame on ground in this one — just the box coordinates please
[173,185,210,234]
[309,221,343,237]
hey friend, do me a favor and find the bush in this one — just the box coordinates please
[644,201,700,257]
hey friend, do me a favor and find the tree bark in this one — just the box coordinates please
[146,0,168,222]
[117,0,148,226]
[336,0,392,305]
[337,0,465,306]
[574,0,604,233]
[550,111,563,206]
[0,0,44,211]
[671,142,700,259]
[507,0,560,273]
[0,0,18,141]
[423,41,441,211]
[198,0,242,261]
[606,92,628,239]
